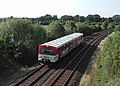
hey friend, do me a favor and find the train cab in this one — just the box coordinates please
[38,45,59,63]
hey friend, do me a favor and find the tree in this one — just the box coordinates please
[38,16,44,24]
[79,16,85,22]
[112,15,120,22]
[93,14,101,22]
[49,21,65,39]
[0,19,36,65]
[107,22,115,29]
[60,15,74,22]
[64,21,77,34]
[114,25,120,32]
[37,14,53,25]
[95,23,102,31]
[101,21,108,30]
[86,14,94,22]
[76,22,90,35]
[74,15,79,22]
[86,14,101,22]
[44,14,52,25]
[106,17,113,23]
[33,23,47,45]
[101,17,107,22]
[52,15,58,21]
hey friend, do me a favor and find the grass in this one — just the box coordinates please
[91,32,120,86]
[41,25,49,31]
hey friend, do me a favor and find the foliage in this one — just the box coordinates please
[93,32,120,86]
[79,16,85,22]
[74,15,80,22]
[106,17,113,23]
[60,15,74,24]
[76,22,102,35]
[0,19,47,65]
[114,25,120,32]
[64,21,77,34]
[75,22,90,35]
[1,14,120,26]
[112,15,120,22]
[30,14,58,25]
[86,14,101,22]
[33,23,47,45]
[48,21,65,39]
[101,21,108,30]
[107,22,115,29]
[95,23,102,31]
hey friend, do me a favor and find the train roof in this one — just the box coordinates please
[41,33,83,48]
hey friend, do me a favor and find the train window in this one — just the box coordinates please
[40,48,54,55]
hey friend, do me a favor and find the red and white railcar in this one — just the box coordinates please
[38,33,83,63]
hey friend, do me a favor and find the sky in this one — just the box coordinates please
[0,0,119,18]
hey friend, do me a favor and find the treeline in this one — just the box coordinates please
[0,14,120,66]
[92,26,120,86]
[29,14,120,25]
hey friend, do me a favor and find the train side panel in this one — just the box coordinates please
[59,35,83,58]
[77,35,83,45]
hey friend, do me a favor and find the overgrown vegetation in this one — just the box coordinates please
[92,26,120,86]
[0,19,47,66]
[0,14,120,78]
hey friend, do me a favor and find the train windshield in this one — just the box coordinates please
[40,48,54,55]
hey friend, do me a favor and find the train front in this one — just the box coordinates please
[38,45,58,63]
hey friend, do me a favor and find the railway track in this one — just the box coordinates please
[10,30,112,86]
[11,44,85,86]
[42,30,109,86]
[11,65,49,86]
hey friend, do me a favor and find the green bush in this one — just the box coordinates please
[0,19,47,66]
[48,21,65,39]
[64,21,77,34]
[93,32,120,86]
[114,25,120,32]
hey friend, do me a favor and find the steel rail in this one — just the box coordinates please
[48,31,108,86]
[12,65,45,86]
[13,64,52,86]
[62,32,107,86]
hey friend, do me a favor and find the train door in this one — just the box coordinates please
[57,48,61,60]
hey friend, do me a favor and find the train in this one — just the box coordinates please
[38,33,83,63]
